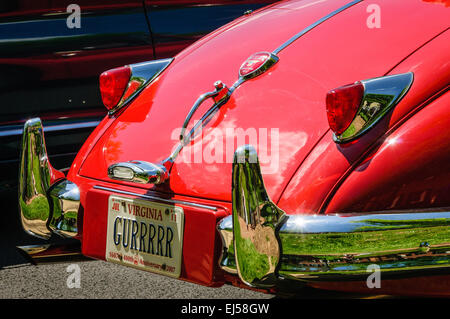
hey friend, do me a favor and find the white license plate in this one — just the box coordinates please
[106,195,184,278]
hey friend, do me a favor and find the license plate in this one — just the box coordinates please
[106,195,184,278]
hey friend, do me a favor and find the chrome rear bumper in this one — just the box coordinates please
[18,118,80,239]
[219,145,450,288]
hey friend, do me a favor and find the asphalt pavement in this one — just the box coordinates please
[0,193,274,299]
[0,193,392,300]
[0,259,274,299]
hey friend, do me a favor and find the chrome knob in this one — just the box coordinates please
[214,81,224,90]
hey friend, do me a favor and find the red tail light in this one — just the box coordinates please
[99,66,131,110]
[326,73,413,143]
[326,82,364,135]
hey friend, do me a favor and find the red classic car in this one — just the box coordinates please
[0,0,276,204]
[18,0,450,297]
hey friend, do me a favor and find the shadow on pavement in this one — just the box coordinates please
[0,190,398,299]
[0,191,76,269]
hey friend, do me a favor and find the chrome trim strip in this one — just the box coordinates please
[0,120,101,137]
[39,121,101,132]
[273,0,362,54]
[93,185,218,211]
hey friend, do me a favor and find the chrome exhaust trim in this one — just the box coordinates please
[218,145,450,288]
[18,118,80,239]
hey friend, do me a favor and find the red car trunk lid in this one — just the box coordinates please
[79,0,450,202]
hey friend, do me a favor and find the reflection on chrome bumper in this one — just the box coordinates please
[218,145,450,288]
[230,145,286,288]
[18,118,80,239]
[48,179,80,238]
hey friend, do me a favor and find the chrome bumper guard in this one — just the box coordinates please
[218,145,450,288]
[18,118,80,240]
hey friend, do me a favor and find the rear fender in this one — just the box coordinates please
[325,88,450,214]
[277,29,450,215]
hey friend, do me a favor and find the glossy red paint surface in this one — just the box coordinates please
[78,0,353,201]
[278,28,450,215]
[325,90,450,214]
[78,0,449,205]
[323,29,450,214]
[66,0,450,292]
[1,0,279,196]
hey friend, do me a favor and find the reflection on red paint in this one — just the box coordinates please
[422,0,450,7]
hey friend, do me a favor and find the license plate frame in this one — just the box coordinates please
[105,195,184,278]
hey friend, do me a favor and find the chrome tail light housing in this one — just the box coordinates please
[100,58,173,115]
[327,72,414,143]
